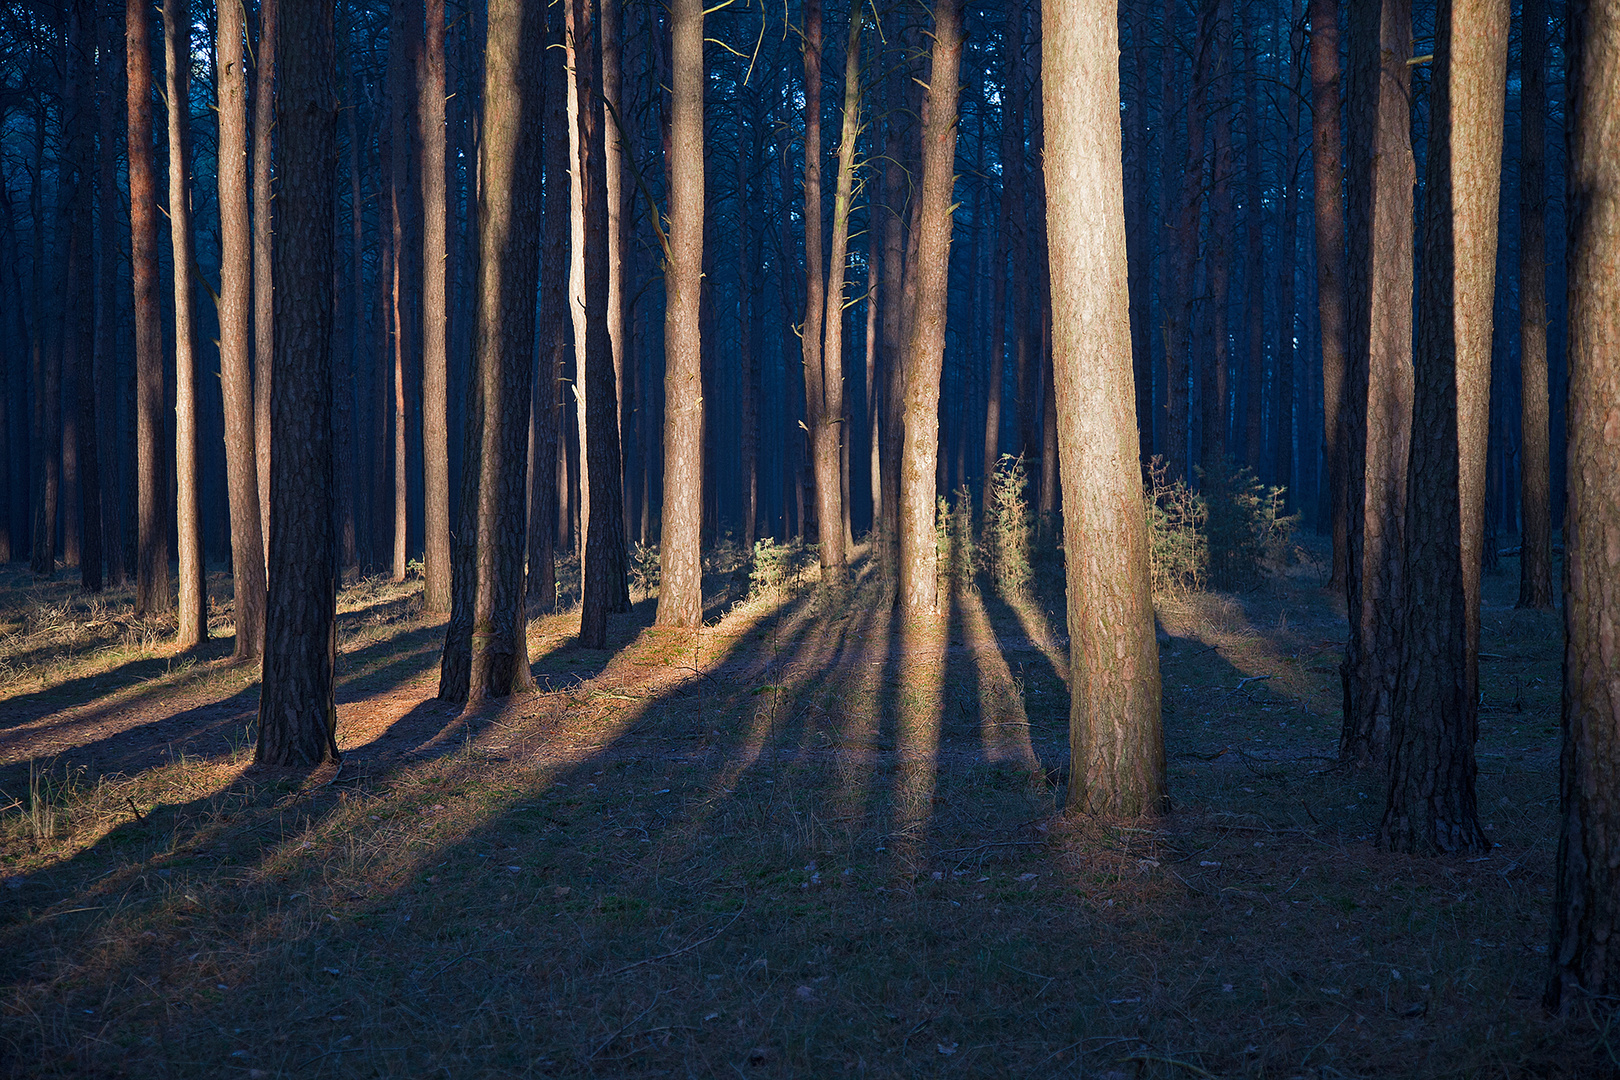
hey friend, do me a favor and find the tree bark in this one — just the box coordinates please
[1545,0,1620,1009]
[655,0,705,628]
[164,0,207,649]
[820,0,862,569]
[1046,0,1165,817]
[1309,0,1350,587]
[1338,0,1413,768]
[1273,6,1303,502]
[528,0,568,616]
[420,0,452,612]
[1381,0,1504,855]
[1517,0,1553,610]
[1165,0,1219,484]
[62,0,101,591]
[30,100,58,580]
[257,0,339,768]
[217,0,267,658]
[96,0,126,585]
[253,0,277,565]
[129,0,167,611]
[576,0,629,648]
[1201,0,1234,479]
[897,0,962,616]
[439,0,544,702]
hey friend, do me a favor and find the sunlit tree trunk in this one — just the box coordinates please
[1517,0,1553,610]
[822,0,862,566]
[1339,0,1413,768]
[257,0,339,767]
[897,0,962,616]
[1046,0,1165,817]
[655,0,705,628]
[1309,0,1350,587]
[253,0,276,563]
[420,0,452,612]
[1382,0,1505,854]
[439,0,544,700]
[164,0,206,648]
[388,0,415,584]
[1545,0,1620,1010]
[216,0,267,657]
[566,5,590,566]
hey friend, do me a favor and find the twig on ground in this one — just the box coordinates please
[603,902,747,977]
[1119,1052,1221,1079]
[1233,675,1272,693]
[590,989,671,1059]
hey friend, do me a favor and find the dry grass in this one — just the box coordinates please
[0,544,1608,1078]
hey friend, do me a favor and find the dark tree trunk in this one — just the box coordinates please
[164,0,206,648]
[1273,6,1303,502]
[31,100,58,580]
[1516,0,1553,610]
[528,0,567,616]
[257,0,339,768]
[655,0,705,628]
[129,0,169,611]
[576,0,630,648]
[96,0,126,585]
[1338,0,1413,768]
[62,0,101,591]
[1165,0,1218,484]
[1309,0,1350,586]
[216,0,267,657]
[1046,0,1165,817]
[1382,0,1504,855]
[897,0,962,616]
[1201,0,1234,479]
[1545,0,1620,1009]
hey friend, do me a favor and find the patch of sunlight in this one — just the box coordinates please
[956,589,1041,768]
[1007,593,1071,692]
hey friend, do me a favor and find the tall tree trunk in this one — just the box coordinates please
[878,71,906,576]
[1242,11,1266,473]
[1547,0,1620,1008]
[1201,0,1234,479]
[420,0,452,612]
[576,0,629,648]
[341,14,363,580]
[388,0,415,583]
[1165,0,1219,484]
[1381,0,1505,854]
[1309,0,1350,586]
[655,0,705,628]
[821,0,862,568]
[253,0,277,564]
[897,0,962,616]
[62,0,101,591]
[217,0,267,657]
[602,0,627,533]
[30,100,58,580]
[528,0,568,616]
[799,0,847,574]
[129,0,168,611]
[257,0,339,767]
[164,0,206,648]
[566,5,589,566]
[982,80,1013,511]
[1516,0,1553,610]
[1273,5,1303,502]
[1339,0,1414,767]
[96,0,126,585]
[1046,0,1165,817]
[741,127,761,548]
[439,0,544,701]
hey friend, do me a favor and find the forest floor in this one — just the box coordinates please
[0,536,1605,1078]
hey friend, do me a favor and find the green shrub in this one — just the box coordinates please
[935,486,977,594]
[1144,455,1207,595]
[1199,456,1300,592]
[630,541,660,599]
[749,538,810,600]
[982,454,1033,598]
